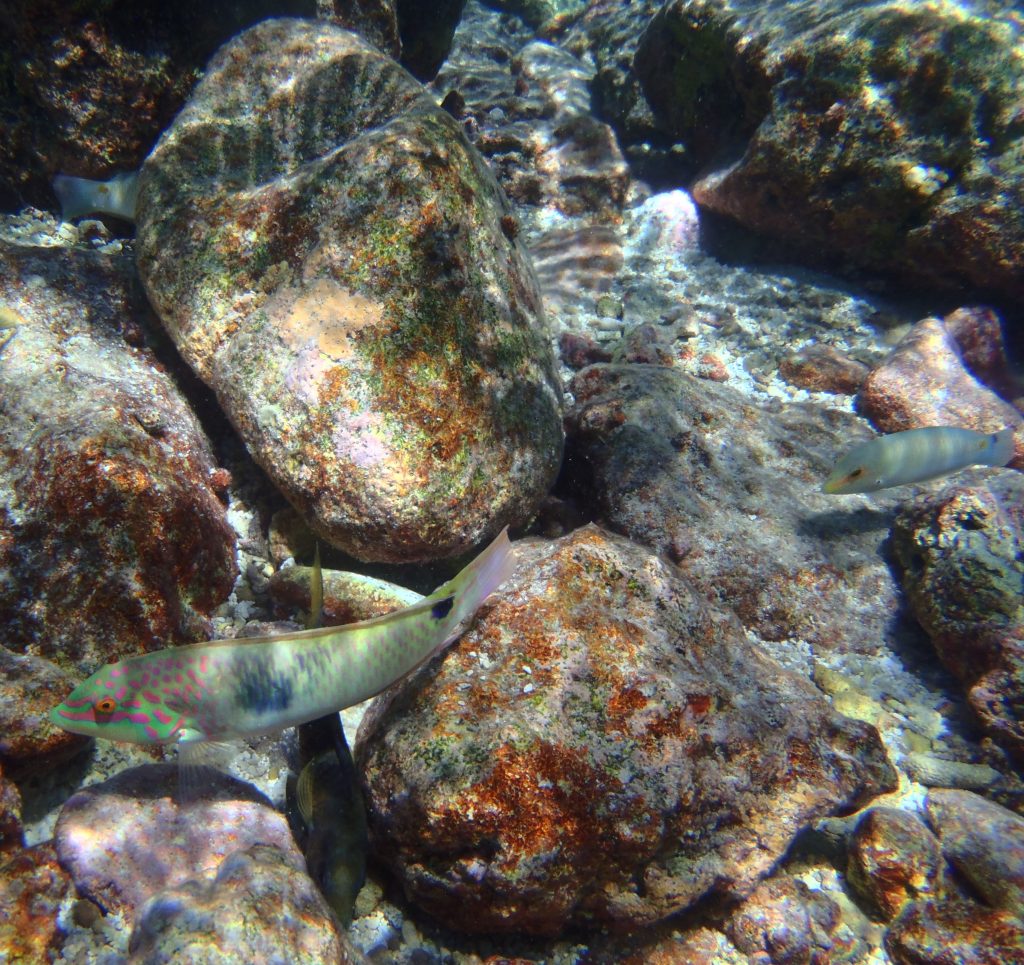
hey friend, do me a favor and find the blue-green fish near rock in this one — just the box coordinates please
[52,171,139,222]
[50,528,514,746]
[823,426,1014,495]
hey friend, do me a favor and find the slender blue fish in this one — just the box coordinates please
[823,426,1014,494]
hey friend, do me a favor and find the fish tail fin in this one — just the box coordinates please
[435,526,516,630]
[987,427,1016,467]
[52,172,139,222]
[52,174,105,221]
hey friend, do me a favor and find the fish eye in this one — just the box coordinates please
[846,467,865,480]
[93,696,117,716]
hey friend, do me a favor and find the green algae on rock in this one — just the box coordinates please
[136,18,563,563]
[892,473,1024,760]
[637,0,1024,306]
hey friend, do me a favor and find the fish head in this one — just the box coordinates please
[822,453,882,494]
[50,655,185,744]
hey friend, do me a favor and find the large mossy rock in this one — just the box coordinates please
[137,18,563,562]
[636,0,1024,308]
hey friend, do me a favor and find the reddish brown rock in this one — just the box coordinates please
[357,527,895,937]
[925,789,1024,919]
[558,331,613,369]
[943,307,1024,410]
[0,650,90,775]
[892,473,1024,759]
[779,344,870,395]
[567,363,903,654]
[847,807,943,920]
[886,899,1024,965]
[0,764,23,857]
[0,842,74,963]
[725,875,853,963]
[0,239,237,673]
[857,316,1023,469]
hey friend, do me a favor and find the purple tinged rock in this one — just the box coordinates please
[128,844,364,965]
[136,18,563,563]
[925,788,1024,919]
[725,875,853,964]
[886,898,1024,965]
[356,526,896,937]
[54,765,300,920]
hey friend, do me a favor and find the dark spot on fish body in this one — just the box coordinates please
[234,652,294,714]
[431,596,455,620]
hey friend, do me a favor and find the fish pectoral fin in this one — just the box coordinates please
[175,737,242,802]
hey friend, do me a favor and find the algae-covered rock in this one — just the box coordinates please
[892,473,1024,758]
[637,0,1024,306]
[137,19,563,563]
[0,238,237,674]
[357,527,895,936]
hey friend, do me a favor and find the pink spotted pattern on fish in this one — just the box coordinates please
[51,529,514,746]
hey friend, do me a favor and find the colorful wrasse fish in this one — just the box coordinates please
[823,426,1015,495]
[50,527,514,745]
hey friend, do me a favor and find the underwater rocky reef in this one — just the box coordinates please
[1,1,1023,963]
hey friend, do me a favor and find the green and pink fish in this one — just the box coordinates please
[51,528,514,746]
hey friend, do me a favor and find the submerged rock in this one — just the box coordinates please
[357,527,895,936]
[637,0,1024,305]
[724,875,855,964]
[0,842,74,964]
[567,363,904,656]
[0,649,90,774]
[0,765,22,857]
[128,844,361,965]
[892,472,1024,759]
[857,315,1023,468]
[925,789,1024,920]
[847,807,943,921]
[136,18,563,563]
[0,239,237,673]
[55,765,300,919]
[885,898,1024,965]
